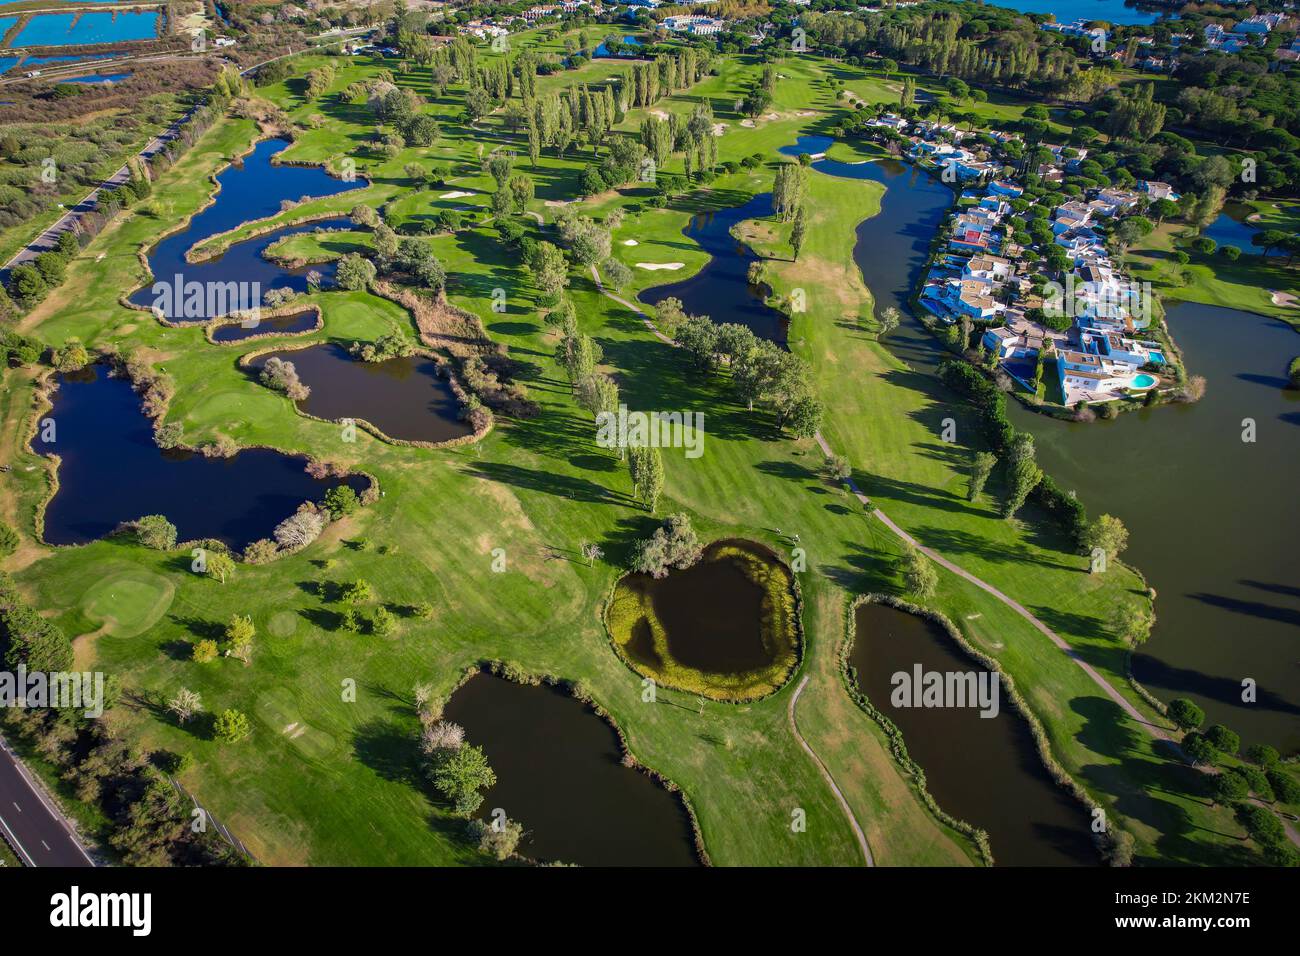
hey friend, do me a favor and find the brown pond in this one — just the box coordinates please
[250,343,473,444]
[442,672,700,867]
[850,601,1099,866]
[212,309,319,342]
[622,538,788,676]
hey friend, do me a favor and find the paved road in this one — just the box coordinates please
[0,107,198,279]
[0,26,375,282]
[0,735,94,867]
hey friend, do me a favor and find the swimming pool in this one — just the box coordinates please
[1130,373,1158,389]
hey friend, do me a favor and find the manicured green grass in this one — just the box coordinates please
[742,158,1267,865]
[78,567,175,639]
[1127,222,1300,328]
[1,48,1271,868]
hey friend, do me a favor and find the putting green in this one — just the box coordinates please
[254,686,339,762]
[79,570,175,638]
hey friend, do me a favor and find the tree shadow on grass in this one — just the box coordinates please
[818,540,900,595]
[915,523,1079,574]
[170,615,224,641]
[352,718,424,787]
[862,475,984,519]
[1069,694,1257,865]
[467,459,630,507]
[159,639,195,662]
[602,514,667,567]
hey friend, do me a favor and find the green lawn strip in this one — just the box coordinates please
[1127,222,1300,329]
[3,48,1268,868]
[746,166,1262,863]
[1242,197,1300,233]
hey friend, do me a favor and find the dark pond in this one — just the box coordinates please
[851,601,1098,866]
[622,538,780,675]
[442,672,700,867]
[34,364,364,550]
[129,138,362,322]
[250,343,473,445]
[211,309,319,343]
[640,192,788,345]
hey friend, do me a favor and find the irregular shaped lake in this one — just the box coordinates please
[443,672,700,866]
[249,343,474,445]
[640,193,788,345]
[851,601,1098,866]
[129,138,362,322]
[34,364,365,550]
[808,136,1300,751]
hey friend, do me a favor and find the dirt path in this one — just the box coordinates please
[788,675,875,866]
[592,272,1300,855]
[589,264,674,345]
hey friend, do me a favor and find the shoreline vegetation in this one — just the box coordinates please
[0,13,1293,869]
[842,593,1119,867]
[438,660,710,867]
[604,538,802,703]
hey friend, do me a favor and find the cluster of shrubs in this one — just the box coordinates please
[414,687,501,825]
[119,348,175,423]
[631,513,702,579]
[0,703,244,866]
[0,570,72,673]
[5,231,83,312]
[349,332,413,363]
[259,355,311,401]
[939,358,1088,543]
[1167,698,1300,864]
[0,326,43,366]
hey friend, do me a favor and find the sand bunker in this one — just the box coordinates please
[439,190,473,199]
[1270,290,1298,308]
[636,262,685,271]
[622,239,639,246]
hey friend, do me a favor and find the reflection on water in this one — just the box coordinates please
[640,193,789,344]
[851,601,1098,866]
[806,136,1300,751]
[129,139,362,322]
[250,344,473,445]
[34,364,364,550]
[443,673,700,866]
